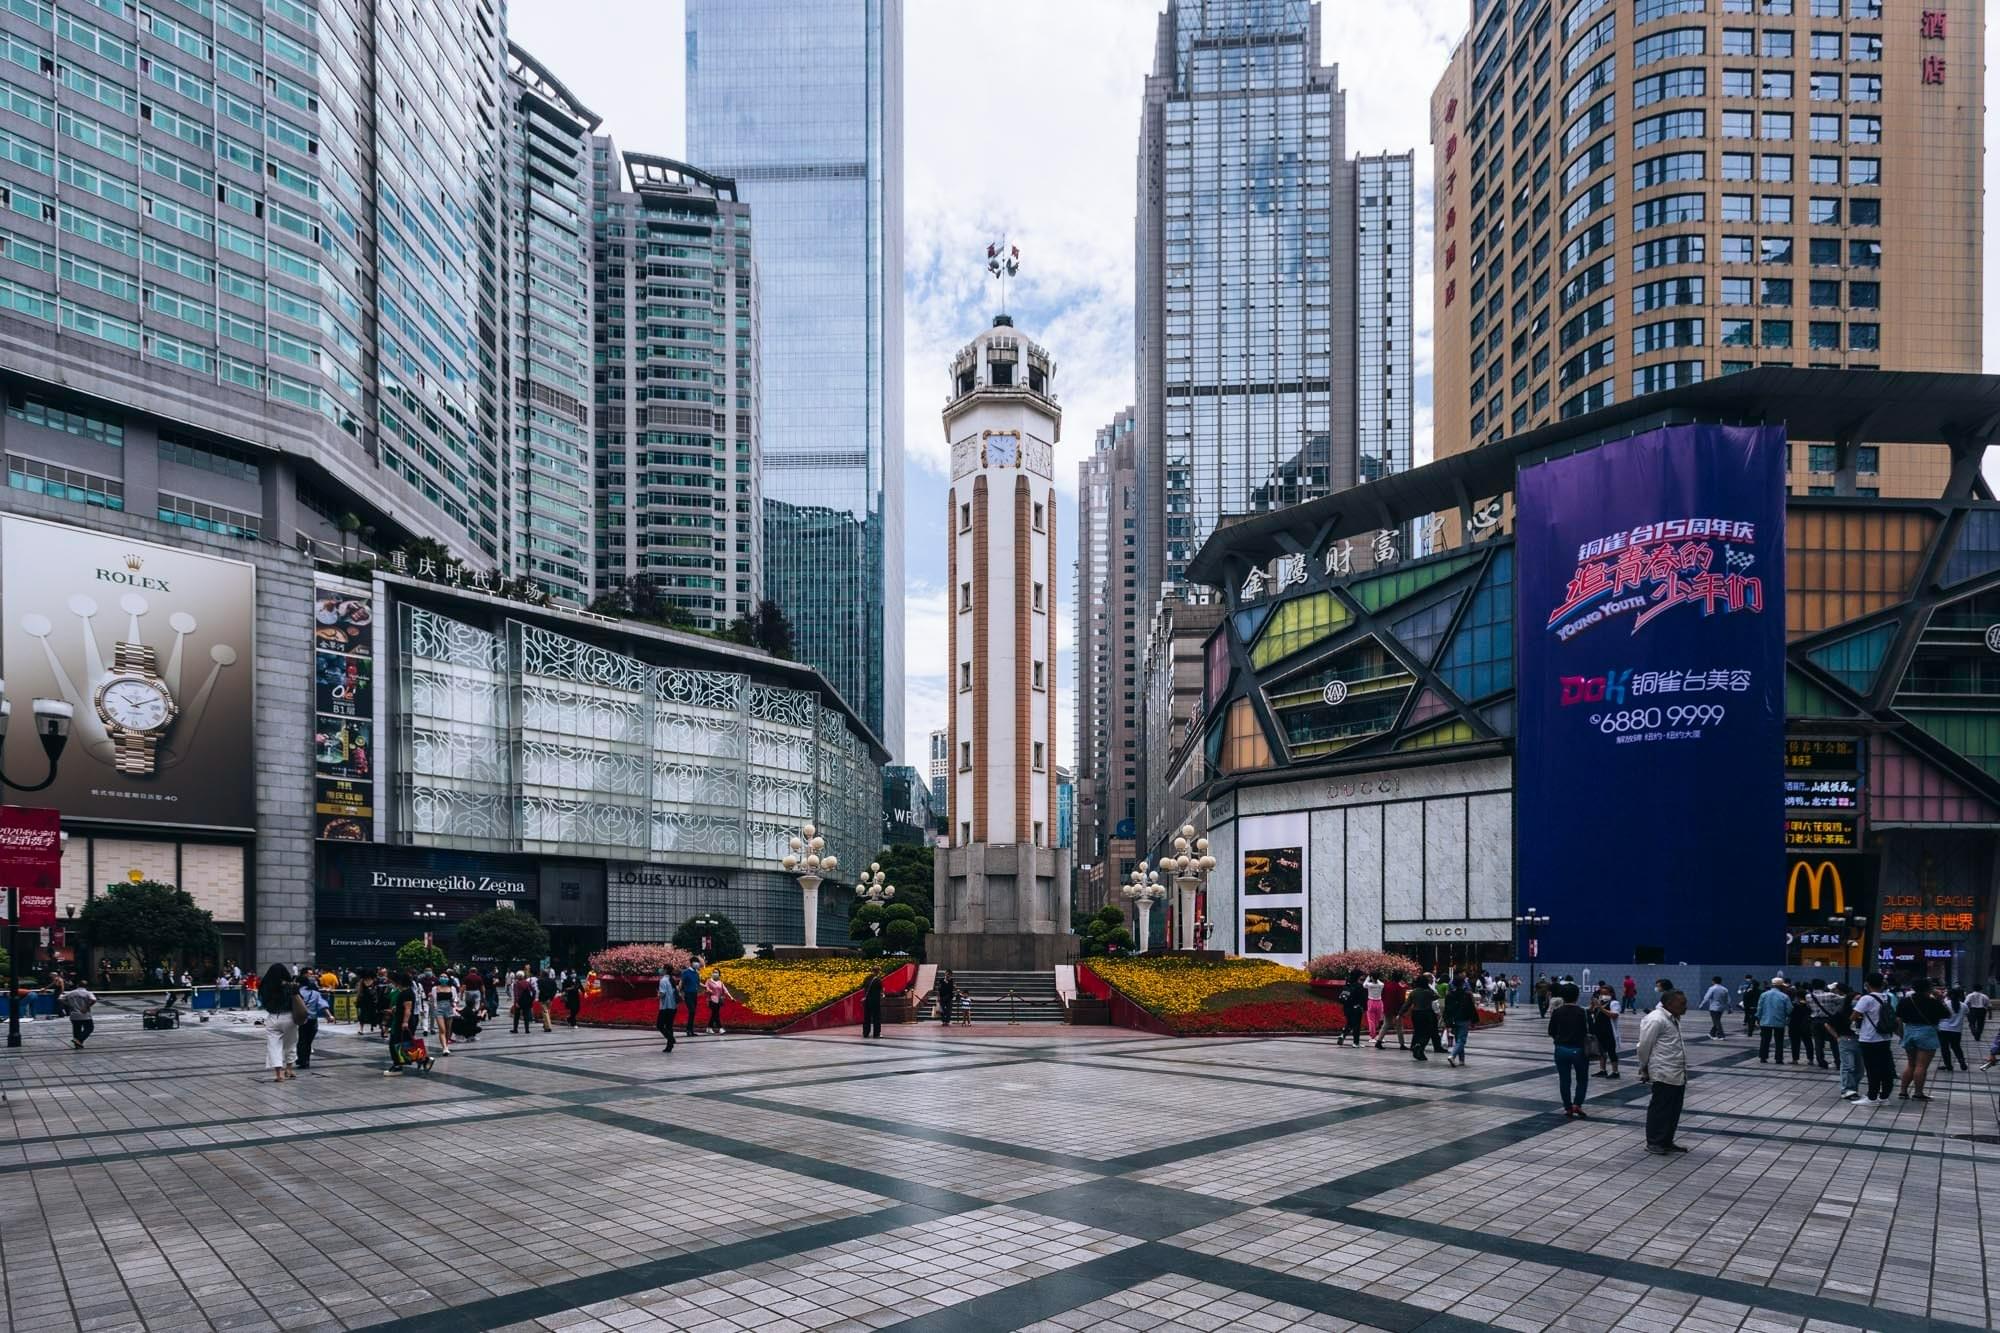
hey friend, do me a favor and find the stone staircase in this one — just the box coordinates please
[930,970,1068,1024]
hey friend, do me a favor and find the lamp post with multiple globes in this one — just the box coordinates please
[780,823,839,948]
[1122,863,1167,954]
[855,863,895,934]
[1160,824,1216,951]
[0,680,74,1048]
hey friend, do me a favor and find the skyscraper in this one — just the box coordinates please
[506,45,598,605]
[1430,0,1981,497]
[927,726,950,822]
[686,0,904,751]
[1127,0,1413,860]
[0,0,512,557]
[1073,407,1138,885]
[1135,0,1415,602]
[590,144,760,625]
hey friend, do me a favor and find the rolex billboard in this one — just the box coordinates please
[1,516,255,830]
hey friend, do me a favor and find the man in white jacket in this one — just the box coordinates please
[1637,989,1690,1155]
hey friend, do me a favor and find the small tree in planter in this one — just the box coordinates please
[1079,905,1133,958]
[396,940,448,975]
[673,911,744,962]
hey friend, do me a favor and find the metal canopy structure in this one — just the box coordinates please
[1188,369,2000,587]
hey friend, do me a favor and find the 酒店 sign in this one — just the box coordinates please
[0,805,61,928]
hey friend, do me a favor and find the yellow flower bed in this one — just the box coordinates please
[1090,956,1307,1014]
[717,957,887,1019]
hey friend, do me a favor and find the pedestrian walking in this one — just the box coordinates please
[680,959,703,1038]
[1896,977,1947,1101]
[1757,977,1793,1063]
[1402,973,1439,1062]
[1589,988,1621,1078]
[509,972,534,1033]
[1375,974,1408,1049]
[534,969,558,1032]
[1430,975,1450,1053]
[562,972,583,1029]
[59,978,96,1049]
[296,973,332,1069]
[1444,977,1476,1067]
[1698,976,1730,1038]
[1547,983,1591,1117]
[1937,988,1968,1072]
[1825,982,1860,1100]
[260,963,299,1082]
[936,969,956,1027]
[357,973,380,1035]
[431,970,457,1055]
[384,970,418,1075]
[1637,988,1689,1154]
[1534,975,1551,1018]
[1966,985,1990,1043]
[702,968,731,1034]
[1853,972,1898,1104]
[1622,975,1638,1013]
[1740,974,1762,1036]
[656,969,678,1053]
[1363,974,1385,1042]
[1787,982,1815,1064]
[861,973,884,1039]
[1337,971,1368,1047]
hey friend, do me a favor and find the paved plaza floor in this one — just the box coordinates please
[2,1004,1997,1333]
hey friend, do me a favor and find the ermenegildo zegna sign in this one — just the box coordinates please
[1,515,256,830]
[317,843,539,920]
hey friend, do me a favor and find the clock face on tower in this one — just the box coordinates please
[985,432,1019,468]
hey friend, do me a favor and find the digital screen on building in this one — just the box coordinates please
[1784,776,1860,810]
[1785,737,1859,771]
[1516,425,1788,962]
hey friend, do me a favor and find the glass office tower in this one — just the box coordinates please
[686,0,904,752]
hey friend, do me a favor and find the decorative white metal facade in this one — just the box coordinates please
[395,606,881,869]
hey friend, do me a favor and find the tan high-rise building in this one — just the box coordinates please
[1431,0,1980,498]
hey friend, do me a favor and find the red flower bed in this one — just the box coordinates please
[576,991,788,1031]
[1168,1000,1355,1035]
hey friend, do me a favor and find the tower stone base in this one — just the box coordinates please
[928,841,1076,970]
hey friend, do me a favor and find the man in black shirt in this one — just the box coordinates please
[1547,982,1591,1118]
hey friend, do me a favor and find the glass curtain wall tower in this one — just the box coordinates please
[590,143,760,627]
[505,44,597,605]
[685,0,904,752]
[0,0,510,557]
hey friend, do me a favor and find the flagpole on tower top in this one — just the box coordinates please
[986,240,1021,318]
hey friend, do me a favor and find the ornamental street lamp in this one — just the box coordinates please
[1122,862,1166,954]
[1515,908,1551,999]
[780,822,838,948]
[0,681,74,1049]
[1160,824,1216,951]
[1828,913,1868,992]
[855,863,895,934]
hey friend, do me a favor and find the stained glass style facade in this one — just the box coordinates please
[685,0,904,749]
[590,146,760,629]
[1186,370,2000,979]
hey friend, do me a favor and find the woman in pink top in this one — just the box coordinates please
[702,971,733,1035]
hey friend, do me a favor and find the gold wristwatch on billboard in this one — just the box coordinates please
[93,642,179,775]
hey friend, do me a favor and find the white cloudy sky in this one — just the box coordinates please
[512,1,2000,767]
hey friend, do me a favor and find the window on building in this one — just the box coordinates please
[1761,30,1792,58]
[1848,322,1880,350]
[1849,240,1880,269]
[1762,319,1793,348]
[1809,279,1841,307]
[1760,112,1792,141]
[1807,197,1840,226]
[1722,68,1754,98]
[1808,155,1840,184]
[1809,237,1841,266]
[960,741,972,770]
[1033,660,1045,690]
[959,582,972,611]
[1761,155,1792,182]
[1848,117,1881,144]
[960,661,971,691]
[1848,34,1879,62]
[1761,237,1794,265]
[1809,321,1841,351]
[1850,198,1880,226]
[959,502,971,531]
[1849,75,1881,103]
[1721,152,1753,180]
[1762,277,1793,306]
[1721,194,1753,223]
[1721,276,1754,305]
[1033,742,1045,771]
[1033,501,1045,532]
[1722,29,1754,56]
[1721,317,1754,346]
[1809,73,1840,101]
[1809,115,1841,143]
[1721,235,1755,263]
[1810,31,1840,60]
[1848,281,1879,309]
[1761,196,1792,224]
[1761,71,1792,99]
[1721,110,1754,139]
[1848,157,1879,186]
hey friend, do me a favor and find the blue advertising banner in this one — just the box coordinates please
[1516,425,1787,963]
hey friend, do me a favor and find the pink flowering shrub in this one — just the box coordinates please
[1305,948,1423,983]
[588,943,694,977]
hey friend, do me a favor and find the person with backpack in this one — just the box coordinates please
[1336,971,1368,1048]
[680,959,703,1038]
[510,972,536,1034]
[259,963,299,1082]
[59,978,96,1050]
[296,973,332,1070]
[1443,977,1478,1067]
[656,967,678,1053]
[1852,972,1898,1104]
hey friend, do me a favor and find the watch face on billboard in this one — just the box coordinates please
[1,516,255,830]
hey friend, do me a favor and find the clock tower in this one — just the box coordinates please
[930,315,1074,970]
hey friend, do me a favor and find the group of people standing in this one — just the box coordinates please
[1701,971,1996,1105]
[1331,970,1484,1066]
[654,960,733,1052]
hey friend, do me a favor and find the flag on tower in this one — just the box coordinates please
[986,242,1020,278]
